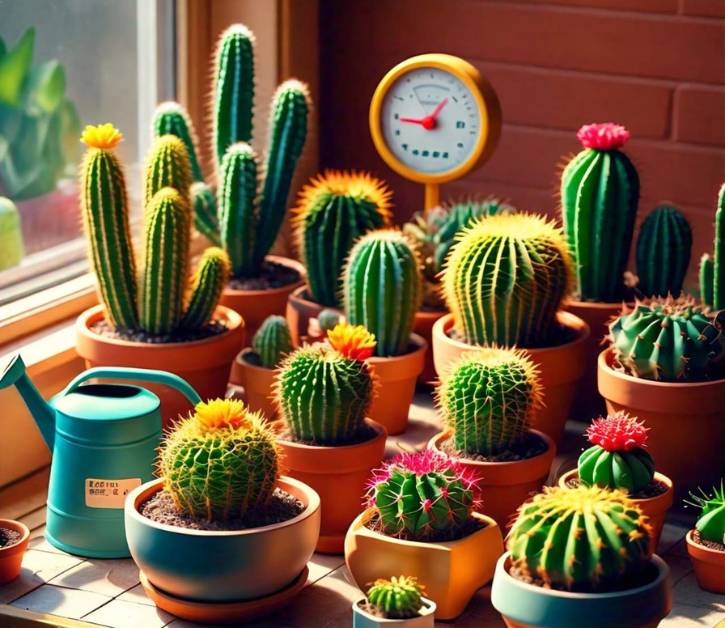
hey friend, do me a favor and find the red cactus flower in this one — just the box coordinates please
[577,122,630,151]
[585,411,648,452]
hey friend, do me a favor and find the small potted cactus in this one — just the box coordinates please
[685,481,725,593]
[598,295,724,501]
[275,323,387,553]
[0,518,29,585]
[428,347,556,530]
[345,450,504,620]
[432,213,589,445]
[125,399,320,622]
[230,315,294,419]
[342,229,426,434]
[491,485,672,628]
[352,576,436,628]
[286,170,392,345]
[75,125,243,425]
[699,183,724,310]
[558,412,673,548]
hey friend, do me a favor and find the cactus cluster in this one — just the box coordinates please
[365,576,424,619]
[686,481,725,545]
[252,315,293,368]
[561,123,640,302]
[699,184,724,310]
[436,347,543,456]
[508,485,651,591]
[159,399,279,521]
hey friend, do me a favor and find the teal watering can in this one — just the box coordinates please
[0,355,202,558]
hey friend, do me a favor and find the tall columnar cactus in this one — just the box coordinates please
[436,348,543,456]
[608,296,723,381]
[190,181,220,245]
[252,315,293,368]
[143,134,193,210]
[636,204,692,298]
[578,412,655,494]
[0,197,24,271]
[687,481,725,544]
[180,247,230,331]
[442,213,573,347]
[293,171,392,307]
[366,576,424,619]
[343,230,423,357]
[276,323,376,445]
[561,123,640,302]
[367,450,478,540]
[153,102,205,182]
[159,399,279,521]
[508,485,651,591]
[699,183,724,309]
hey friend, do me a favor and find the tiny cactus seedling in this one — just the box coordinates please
[143,134,193,211]
[365,576,424,619]
[252,316,293,368]
[686,481,725,545]
[317,309,343,334]
[699,183,724,310]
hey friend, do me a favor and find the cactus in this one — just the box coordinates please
[343,230,423,357]
[699,184,724,309]
[686,481,725,545]
[608,296,723,381]
[142,134,192,210]
[436,347,543,456]
[159,399,279,522]
[366,576,424,619]
[561,123,640,302]
[180,247,231,331]
[293,170,392,307]
[318,309,343,334]
[635,204,691,299]
[508,485,651,592]
[366,450,479,540]
[442,213,573,347]
[153,102,204,182]
[578,412,655,494]
[0,197,24,270]
[190,182,220,245]
[252,315,293,368]
[276,323,376,445]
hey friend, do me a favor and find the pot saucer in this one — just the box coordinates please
[139,565,309,624]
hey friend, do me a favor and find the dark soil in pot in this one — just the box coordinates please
[91,320,228,343]
[447,321,578,349]
[228,260,301,291]
[0,528,21,548]
[691,529,725,552]
[439,431,548,463]
[363,513,487,543]
[564,475,670,500]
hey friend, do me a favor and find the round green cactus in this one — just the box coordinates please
[366,576,424,619]
[686,481,725,545]
[436,347,543,456]
[508,485,651,591]
[159,399,279,521]
[252,315,293,368]
[317,309,343,334]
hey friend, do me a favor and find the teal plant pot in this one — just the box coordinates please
[491,553,672,628]
[124,476,320,602]
[352,596,437,628]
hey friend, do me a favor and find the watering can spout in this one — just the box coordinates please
[0,354,56,450]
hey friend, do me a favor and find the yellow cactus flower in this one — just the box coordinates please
[327,322,376,360]
[80,123,123,149]
[192,398,254,431]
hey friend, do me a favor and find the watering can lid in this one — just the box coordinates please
[53,383,160,421]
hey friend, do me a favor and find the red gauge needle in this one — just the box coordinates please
[400,97,449,131]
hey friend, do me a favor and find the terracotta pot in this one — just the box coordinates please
[428,430,555,531]
[220,255,306,339]
[76,305,244,427]
[345,508,504,620]
[413,308,447,386]
[229,349,278,420]
[432,313,590,445]
[352,596,437,627]
[598,348,725,502]
[0,519,30,584]
[286,286,339,347]
[277,419,387,554]
[367,334,427,435]
[558,469,673,551]
[686,529,725,593]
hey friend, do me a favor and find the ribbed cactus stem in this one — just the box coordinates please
[700,254,714,309]
[190,182,220,245]
[252,316,293,368]
[180,247,230,330]
[143,134,193,210]
[152,102,204,182]
[366,576,424,620]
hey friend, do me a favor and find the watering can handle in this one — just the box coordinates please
[61,367,203,406]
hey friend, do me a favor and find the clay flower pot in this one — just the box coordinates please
[367,334,427,435]
[0,519,29,584]
[413,308,447,386]
[352,596,437,628]
[286,285,338,347]
[229,349,278,420]
[220,255,306,340]
[598,348,725,502]
[432,313,589,445]
[491,553,672,628]
[76,305,244,426]
[428,430,556,531]
[277,418,387,554]
[345,508,504,620]
[686,529,725,593]
[558,469,673,551]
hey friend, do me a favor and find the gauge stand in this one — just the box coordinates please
[425,183,440,212]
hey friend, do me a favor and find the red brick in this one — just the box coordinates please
[680,0,725,17]
[674,86,725,146]
[514,0,677,12]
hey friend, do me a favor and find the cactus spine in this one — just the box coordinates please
[181,247,231,331]
[143,134,192,210]
[252,316,293,368]
[153,102,204,182]
[699,183,724,309]
[687,481,725,544]
[366,576,424,619]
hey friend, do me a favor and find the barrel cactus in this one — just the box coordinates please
[293,170,392,307]
[0,197,24,271]
[159,398,279,521]
[442,213,573,347]
[252,315,293,368]
[508,485,651,591]
[366,576,424,619]
[343,229,423,357]
[436,347,543,456]
[686,481,725,544]
[699,183,724,310]
[561,123,640,302]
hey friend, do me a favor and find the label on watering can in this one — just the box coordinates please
[85,478,142,509]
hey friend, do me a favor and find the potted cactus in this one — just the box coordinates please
[353,576,436,628]
[342,229,426,434]
[125,398,320,623]
[75,125,243,425]
[0,518,29,585]
[345,450,503,620]
[275,323,387,553]
[286,170,392,345]
[597,296,724,501]
[428,347,556,530]
[491,485,671,628]
[685,481,725,593]
[558,412,673,548]
[699,183,724,310]
[431,213,589,445]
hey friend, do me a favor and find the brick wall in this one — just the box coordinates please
[318,0,725,288]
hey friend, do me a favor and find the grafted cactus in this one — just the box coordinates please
[366,576,424,619]
[180,247,230,331]
[686,481,725,544]
[252,315,293,368]
[699,183,724,309]
[153,101,204,182]
[142,134,192,210]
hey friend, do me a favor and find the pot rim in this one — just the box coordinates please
[352,595,437,621]
[0,518,29,555]
[277,418,386,453]
[126,476,320,538]
[235,348,278,374]
[414,307,448,322]
[686,529,725,560]
[367,333,428,365]
[223,255,306,298]
[564,298,627,311]
[558,469,674,508]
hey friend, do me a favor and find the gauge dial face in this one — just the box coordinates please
[380,67,481,175]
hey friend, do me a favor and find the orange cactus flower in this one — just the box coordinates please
[327,322,376,360]
[193,398,252,431]
[80,123,123,149]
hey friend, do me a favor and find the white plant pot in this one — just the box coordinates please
[352,596,436,628]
